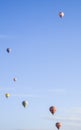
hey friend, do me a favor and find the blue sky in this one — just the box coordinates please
[0,0,81,130]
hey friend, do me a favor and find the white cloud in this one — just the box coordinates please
[16,128,47,130]
[55,116,81,122]
[0,87,14,90]
[47,88,65,93]
[11,93,41,98]
[42,115,81,127]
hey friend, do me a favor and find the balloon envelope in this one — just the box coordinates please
[49,106,56,115]
[56,122,62,129]
[6,48,11,53]
[22,101,28,108]
[13,78,17,82]
[59,12,64,18]
[5,93,10,98]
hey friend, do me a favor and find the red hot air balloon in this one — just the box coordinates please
[49,106,56,115]
[56,122,62,130]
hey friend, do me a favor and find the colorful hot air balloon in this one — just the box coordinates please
[5,93,10,98]
[49,106,56,115]
[22,100,28,108]
[56,122,62,130]
[6,48,11,53]
[59,12,64,18]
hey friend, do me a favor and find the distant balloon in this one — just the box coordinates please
[6,48,11,53]
[13,77,17,82]
[49,106,56,115]
[5,93,10,98]
[22,101,28,108]
[59,12,64,18]
[56,122,62,130]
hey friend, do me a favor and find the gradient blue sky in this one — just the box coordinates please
[0,0,81,130]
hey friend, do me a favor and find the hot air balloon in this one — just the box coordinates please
[13,77,17,82]
[6,48,11,53]
[56,122,62,130]
[59,12,64,18]
[22,100,28,108]
[49,106,56,115]
[5,93,10,98]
